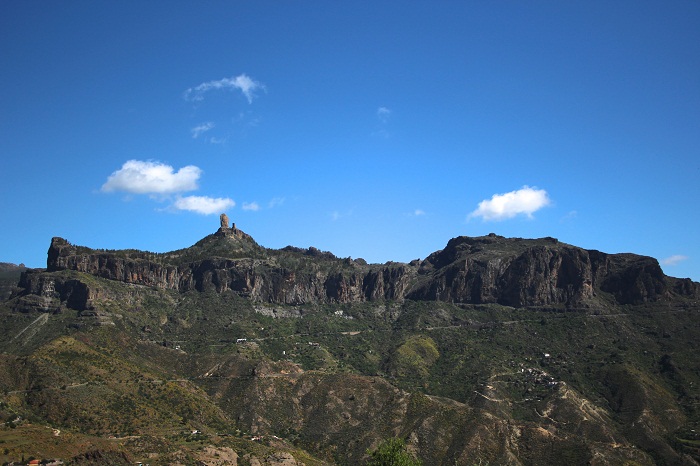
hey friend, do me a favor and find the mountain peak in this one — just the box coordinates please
[214,216,256,242]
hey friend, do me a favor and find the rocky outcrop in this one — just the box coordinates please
[41,237,416,306]
[27,231,697,310]
[599,253,670,304]
[16,271,94,311]
[407,235,694,307]
[220,213,230,229]
[47,237,183,290]
[0,262,27,302]
[181,258,415,304]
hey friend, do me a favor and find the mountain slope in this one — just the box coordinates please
[1,224,699,465]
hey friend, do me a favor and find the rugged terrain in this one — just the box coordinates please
[1,222,699,465]
[0,262,25,302]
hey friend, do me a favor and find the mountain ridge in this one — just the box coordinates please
[2,223,700,465]
[22,225,698,313]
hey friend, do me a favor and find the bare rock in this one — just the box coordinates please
[220,213,230,229]
[31,231,698,310]
[197,445,238,466]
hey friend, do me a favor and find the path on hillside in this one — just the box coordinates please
[11,312,49,344]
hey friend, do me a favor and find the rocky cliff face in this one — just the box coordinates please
[0,262,27,301]
[40,233,416,307]
[21,229,697,312]
[407,235,696,306]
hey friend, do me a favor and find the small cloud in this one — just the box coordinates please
[377,106,391,123]
[173,195,235,215]
[191,122,214,138]
[413,209,426,216]
[101,160,201,195]
[469,186,551,221]
[560,210,578,223]
[209,137,227,144]
[330,208,353,221]
[268,197,285,208]
[242,201,260,212]
[373,106,392,138]
[184,73,265,104]
[563,210,577,219]
[661,255,689,266]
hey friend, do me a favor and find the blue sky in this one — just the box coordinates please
[1,1,699,281]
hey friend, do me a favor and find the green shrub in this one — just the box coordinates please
[366,437,422,466]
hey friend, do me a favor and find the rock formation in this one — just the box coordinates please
[220,213,230,229]
[14,225,697,313]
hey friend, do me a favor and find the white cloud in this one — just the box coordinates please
[560,210,578,222]
[661,255,689,266]
[469,186,551,221]
[377,106,391,123]
[268,197,285,208]
[330,208,354,221]
[414,209,426,216]
[184,73,265,104]
[191,122,214,138]
[101,160,201,194]
[173,195,235,215]
[242,201,260,211]
[372,107,392,138]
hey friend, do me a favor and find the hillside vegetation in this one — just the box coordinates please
[1,225,699,465]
